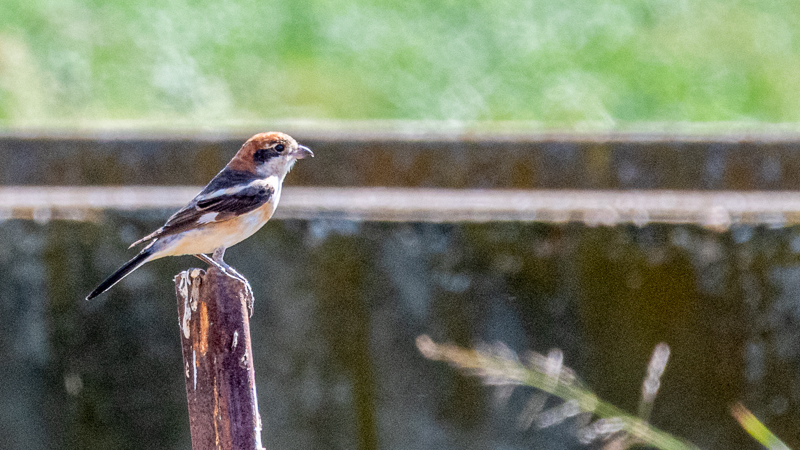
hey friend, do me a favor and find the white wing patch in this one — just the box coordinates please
[197,212,219,224]
[197,177,277,201]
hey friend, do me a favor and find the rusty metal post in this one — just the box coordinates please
[175,267,264,450]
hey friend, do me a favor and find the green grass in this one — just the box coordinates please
[417,336,792,450]
[3,0,800,129]
[416,335,700,450]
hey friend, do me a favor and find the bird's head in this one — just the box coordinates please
[229,132,313,178]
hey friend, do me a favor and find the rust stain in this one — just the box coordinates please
[213,381,221,448]
[198,301,209,356]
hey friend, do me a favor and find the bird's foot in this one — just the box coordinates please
[194,253,255,316]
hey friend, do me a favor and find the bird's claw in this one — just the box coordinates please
[194,253,255,316]
[237,276,255,317]
[220,265,255,317]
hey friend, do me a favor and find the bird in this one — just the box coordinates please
[86,131,313,303]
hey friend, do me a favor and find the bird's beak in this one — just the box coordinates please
[295,145,314,159]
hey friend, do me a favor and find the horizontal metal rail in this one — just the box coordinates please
[1,186,799,228]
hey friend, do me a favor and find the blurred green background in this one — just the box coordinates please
[2,0,800,127]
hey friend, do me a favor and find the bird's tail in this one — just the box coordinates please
[86,250,153,300]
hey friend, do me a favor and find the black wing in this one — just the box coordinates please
[132,185,274,245]
[198,169,261,195]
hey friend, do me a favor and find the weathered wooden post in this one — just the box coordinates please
[175,267,264,450]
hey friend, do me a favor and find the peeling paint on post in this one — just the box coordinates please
[175,267,264,450]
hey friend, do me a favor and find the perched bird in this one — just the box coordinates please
[86,131,313,302]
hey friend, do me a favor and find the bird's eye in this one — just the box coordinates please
[275,144,285,152]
